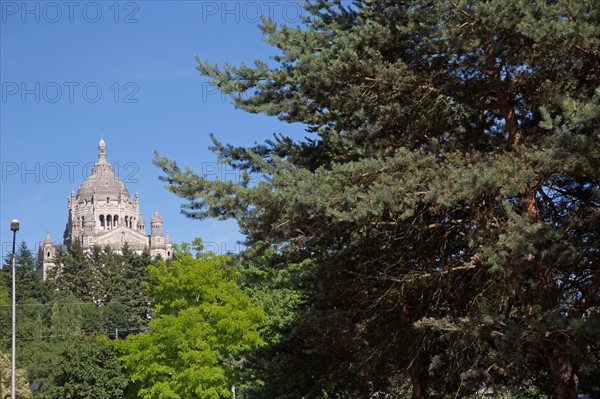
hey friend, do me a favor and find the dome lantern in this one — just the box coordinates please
[98,136,107,164]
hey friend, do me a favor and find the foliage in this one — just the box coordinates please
[0,241,159,397]
[234,247,315,344]
[48,240,91,300]
[0,287,10,351]
[0,352,32,399]
[49,242,154,331]
[233,248,319,396]
[18,340,65,397]
[0,241,48,303]
[40,337,128,399]
[117,241,266,399]
[155,1,600,398]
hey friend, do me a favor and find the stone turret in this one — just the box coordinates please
[137,213,146,233]
[165,231,173,258]
[150,210,166,257]
[37,232,56,280]
[151,210,163,236]
[148,210,172,258]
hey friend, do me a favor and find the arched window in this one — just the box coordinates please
[47,251,50,257]
[107,215,112,229]
[114,215,119,227]
[99,214,105,228]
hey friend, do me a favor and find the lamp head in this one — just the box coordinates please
[10,219,19,232]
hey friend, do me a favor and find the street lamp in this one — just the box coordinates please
[10,219,19,399]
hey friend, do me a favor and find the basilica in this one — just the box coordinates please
[37,138,172,280]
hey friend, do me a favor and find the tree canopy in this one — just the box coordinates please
[117,241,266,399]
[43,337,128,399]
[1,242,48,303]
[0,242,157,397]
[155,1,600,398]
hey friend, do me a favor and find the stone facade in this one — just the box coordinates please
[37,138,172,280]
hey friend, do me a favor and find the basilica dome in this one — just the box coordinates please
[76,138,131,203]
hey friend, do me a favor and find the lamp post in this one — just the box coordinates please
[10,219,19,399]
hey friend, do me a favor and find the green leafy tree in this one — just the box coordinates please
[43,337,128,399]
[155,1,600,398]
[117,241,266,399]
[236,248,314,344]
[233,248,318,397]
[18,340,65,397]
[0,352,32,399]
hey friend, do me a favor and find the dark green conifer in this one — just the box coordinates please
[156,1,599,397]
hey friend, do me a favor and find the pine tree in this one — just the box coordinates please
[50,240,93,301]
[1,242,48,302]
[48,242,154,333]
[119,244,154,330]
[155,1,599,397]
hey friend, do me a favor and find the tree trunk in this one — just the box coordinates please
[410,356,430,399]
[547,354,578,399]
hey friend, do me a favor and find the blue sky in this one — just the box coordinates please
[0,1,308,259]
